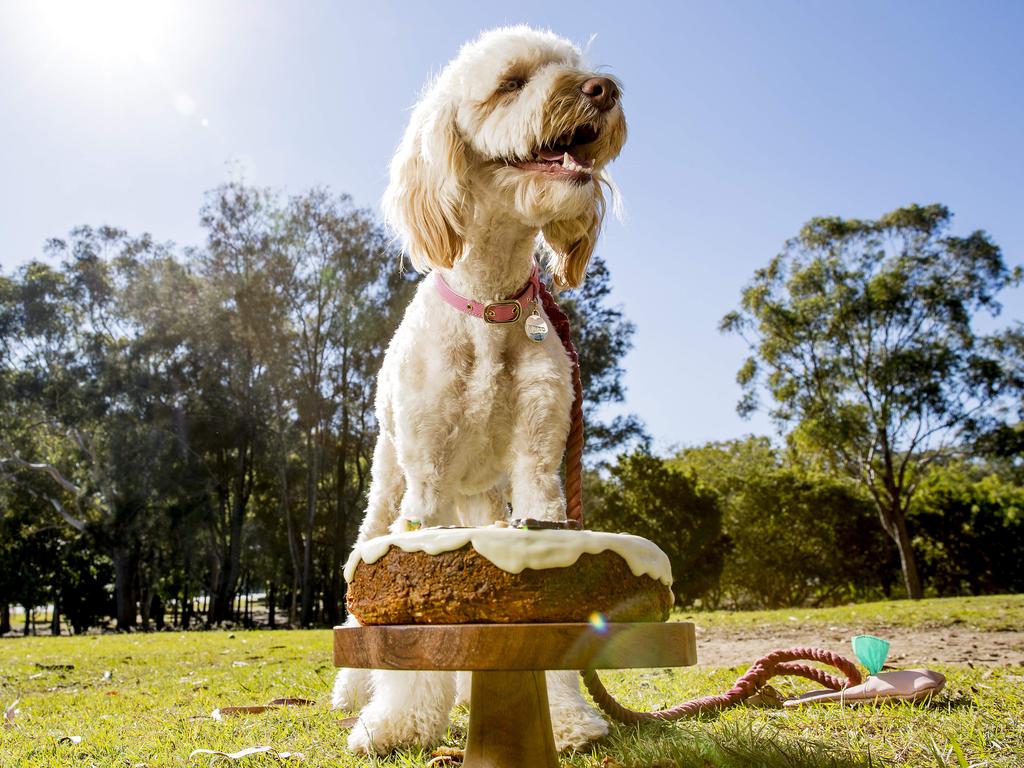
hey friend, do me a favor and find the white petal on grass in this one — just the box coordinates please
[3,699,18,729]
[188,746,305,761]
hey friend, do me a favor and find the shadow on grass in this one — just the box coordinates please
[928,694,978,712]
[581,720,878,768]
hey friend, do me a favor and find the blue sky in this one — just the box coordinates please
[2,1,1022,450]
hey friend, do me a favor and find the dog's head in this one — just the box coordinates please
[383,26,627,288]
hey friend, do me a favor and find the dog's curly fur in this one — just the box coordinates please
[332,25,627,755]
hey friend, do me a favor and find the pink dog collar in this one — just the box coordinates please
[434,264,540,324]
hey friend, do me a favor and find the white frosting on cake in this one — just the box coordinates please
[344,527,674,587]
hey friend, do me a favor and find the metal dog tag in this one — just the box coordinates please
[524,306,548,342]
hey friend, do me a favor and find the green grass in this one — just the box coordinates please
[678,593,1024,632]
[1,596,1022,767]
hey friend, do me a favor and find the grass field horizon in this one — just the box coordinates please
[2,595,1022,767]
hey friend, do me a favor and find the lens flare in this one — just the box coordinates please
[588,611,608,633]
[29,0,181,68]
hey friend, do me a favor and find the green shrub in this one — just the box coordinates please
[586,449,726,607]
[912,462,1024,595]
[674,438,894,608]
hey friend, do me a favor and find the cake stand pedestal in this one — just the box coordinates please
[333,622,697,768]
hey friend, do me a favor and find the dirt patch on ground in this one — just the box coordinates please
[692,623,1024,668]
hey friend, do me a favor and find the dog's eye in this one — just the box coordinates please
[498,77,526,93]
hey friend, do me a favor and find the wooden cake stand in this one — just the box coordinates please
[334,622,697,768]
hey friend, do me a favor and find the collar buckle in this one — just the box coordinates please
[482,300,523,324]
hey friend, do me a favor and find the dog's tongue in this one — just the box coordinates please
[537,148,570,162]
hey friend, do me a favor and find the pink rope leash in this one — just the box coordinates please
[582,646,862,722]
[538,281,584,527]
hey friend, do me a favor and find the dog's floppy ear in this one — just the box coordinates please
[541,185,606,289]
[383,98,468,272]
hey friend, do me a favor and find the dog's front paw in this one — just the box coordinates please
[550,702,608,752]
[332,667,371,711]
[547,671,608,752]
[345,715,379,755]
[346,705,450,755]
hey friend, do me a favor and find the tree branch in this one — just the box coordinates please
[0,456,82,496]
[0,456,88,532]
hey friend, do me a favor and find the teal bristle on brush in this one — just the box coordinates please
[852,635,890,675]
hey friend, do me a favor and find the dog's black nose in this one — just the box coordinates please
[581,77,618,111]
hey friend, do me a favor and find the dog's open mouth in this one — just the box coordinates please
[513,124,599,183]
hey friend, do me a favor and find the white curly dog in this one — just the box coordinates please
[332,25,627,755]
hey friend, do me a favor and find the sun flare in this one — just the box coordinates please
[30,0,179,68]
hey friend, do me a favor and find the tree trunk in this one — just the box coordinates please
[282,463,301,627]
[325,440,349,626]
[50,595,61,636]
[267,582,275,629]
[892,508,923,599]
[210,447,251,623]
[140,582,152,631]
[23,604,31,635]
[325,360,352,627]
[207,551,223,623]
[0,603,10,635]
[151,595,165,630]
[300,429,320,627]
[111,546,138,630]
[181,587,191,630]
[242,575,252,627]
[345,430,369,622]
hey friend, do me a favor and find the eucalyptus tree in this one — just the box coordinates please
[188,182,413,626]
[193,182,293,624]
[721,204,1021,598]
[281,189,413,626]
[315,198,415,625]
